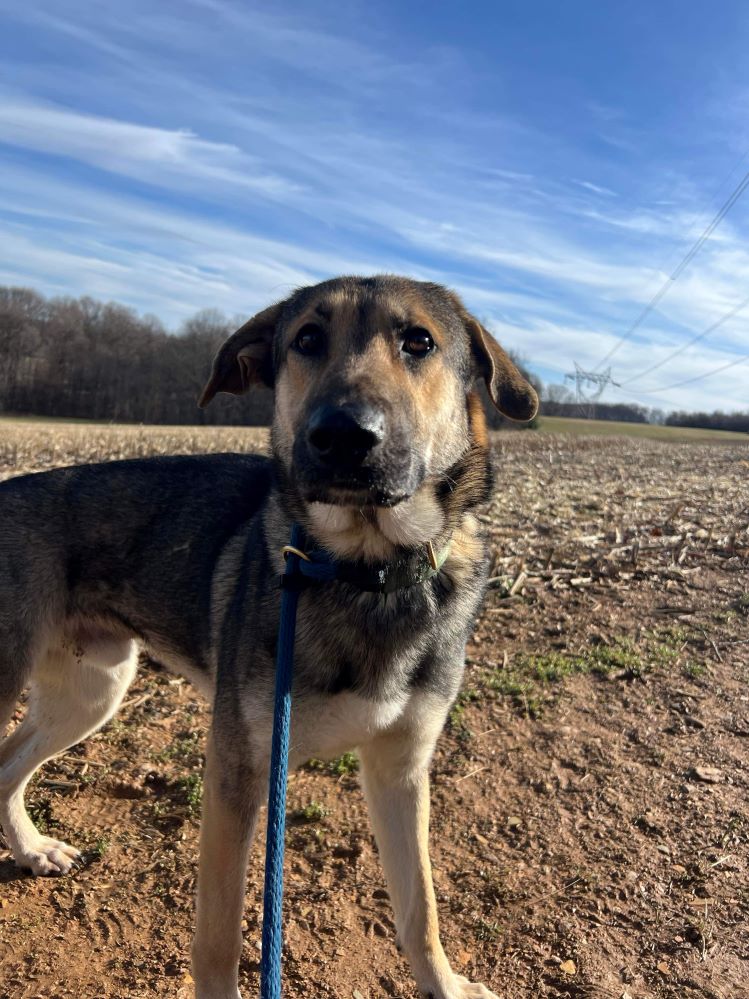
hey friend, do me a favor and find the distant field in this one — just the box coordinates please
[0,420,270,478]
[1,413,747,447]
[536,414,748,442]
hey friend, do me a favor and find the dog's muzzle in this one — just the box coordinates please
[293,402,422,506]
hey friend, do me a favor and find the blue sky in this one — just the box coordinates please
[1,0,748,413]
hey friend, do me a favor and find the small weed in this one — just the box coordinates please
[28,798,54,835]
[287,825,325,852]
[720,812,745,849]
[448,688,480,739]
[89,836,110,858]
[474,917,502,941]
[293,801,327,823]
[732,593,749,616]
[684,913,714,957]
[712,609,736,624]
[305,752,359,777]
[329,752,359,776]
[100,717,137,749]
[157,731,203,764]
[174,773,203,818]
[79,766,110,787]
[586,638,642,675]
[682,660,706,679]
[657,625,690,645]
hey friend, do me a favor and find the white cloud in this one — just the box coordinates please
[0,99,298,196]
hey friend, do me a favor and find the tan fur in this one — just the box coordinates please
[358,694,484,998]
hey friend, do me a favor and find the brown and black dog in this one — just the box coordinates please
[0,275,537,998]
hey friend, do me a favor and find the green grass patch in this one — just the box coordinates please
[475,630,697,719]
[156,731,203,765]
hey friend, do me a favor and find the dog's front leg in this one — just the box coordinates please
[359,707,499,999]
[192,730,264,999]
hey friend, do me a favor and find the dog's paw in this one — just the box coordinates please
[15,836,81,876]
[425,976,500,999]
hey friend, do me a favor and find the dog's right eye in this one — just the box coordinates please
[292,324,325,356]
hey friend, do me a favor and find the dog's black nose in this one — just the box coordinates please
[307,405,385,466]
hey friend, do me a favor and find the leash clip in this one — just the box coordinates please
[281,544,311,562]
[426,540,439,571]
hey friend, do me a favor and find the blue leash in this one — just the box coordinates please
[259,524,447,996]
[260,523,305,999]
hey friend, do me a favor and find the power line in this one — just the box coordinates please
[594,167,749,369]
[618,349,749,396]
[620,293,749,384]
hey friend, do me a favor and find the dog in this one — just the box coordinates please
[0,275,538,999]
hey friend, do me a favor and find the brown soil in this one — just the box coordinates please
[1,432,748,999]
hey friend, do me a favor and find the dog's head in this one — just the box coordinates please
[200,276,537,549]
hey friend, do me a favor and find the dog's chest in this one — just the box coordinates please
[288,690,408,766]
[240,688,409,768]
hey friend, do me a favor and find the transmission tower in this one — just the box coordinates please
[565,363,619,419]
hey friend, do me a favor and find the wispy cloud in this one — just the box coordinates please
[0,100,298,196]
[573,179,618,197]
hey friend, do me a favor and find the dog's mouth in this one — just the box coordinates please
[301,479,412,508]
[298,461,414,507]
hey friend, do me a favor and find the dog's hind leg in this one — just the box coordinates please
[0,635,137,876]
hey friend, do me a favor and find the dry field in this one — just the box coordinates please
[1,423,748,999]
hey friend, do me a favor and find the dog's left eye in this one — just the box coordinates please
[293,324,325,356]
[402,328,435,357]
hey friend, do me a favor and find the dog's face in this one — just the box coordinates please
[200,275,537,517]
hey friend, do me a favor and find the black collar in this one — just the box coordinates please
[280,526,452,594]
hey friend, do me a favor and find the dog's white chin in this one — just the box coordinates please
[307,487,445,562]
[376,490,444,546]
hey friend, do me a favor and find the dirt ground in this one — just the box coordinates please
[0,430,747,999]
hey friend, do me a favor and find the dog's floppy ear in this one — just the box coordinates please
[198,302,284,407]
[464,316,539,422]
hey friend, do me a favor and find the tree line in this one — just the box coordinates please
[665,410,749,433]
[542,383,748,434]
[541,399,650,423]
[0,285,538,428]
[0,286,745,432]
[0,286,270,425]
